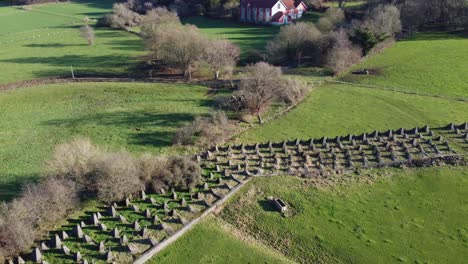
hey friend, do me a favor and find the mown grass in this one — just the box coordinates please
[150,217,294,264]
[221,166,468,263]
[343,32,468,98]
[234,83,468,144]
[0,1,144,84]
[0,82,212,201]
[182,16,279,58]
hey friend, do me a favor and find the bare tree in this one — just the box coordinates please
[79,25,95,46]
[317,8,345,32]
[94,152,143,202]
[47,137,100,191]
[267,22,324,66]
[351,4,401,53]
[236,62,287,123]
[140,7,181,60]
[97,3,141,29]
[326,29,362,74]
[0,176,78,260]
[358,4,402,36]
[164,156,202,190]
[158,24,206,80]
[173,111,235,146]
[203,39,240,80]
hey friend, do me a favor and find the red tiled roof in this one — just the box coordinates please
[282,0,296,9]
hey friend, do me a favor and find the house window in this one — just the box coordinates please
[277,3,280,9]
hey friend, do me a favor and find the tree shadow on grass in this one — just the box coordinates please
[40,111,200,148]
[0,174,40,202]
[24,43,88,48]
[0,54,135,69]
[258,200,278,212]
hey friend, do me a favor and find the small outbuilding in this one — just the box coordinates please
[270,197,288,212]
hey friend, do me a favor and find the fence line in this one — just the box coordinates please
[327,80,468,102]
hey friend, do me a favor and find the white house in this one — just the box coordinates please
[240,0,307,25]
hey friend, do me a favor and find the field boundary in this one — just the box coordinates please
[327,80,468,102]
[0,76,237,92]
[134,177,252,264]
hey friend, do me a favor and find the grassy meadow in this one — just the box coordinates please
[0,82,211,201]
[221,167,468,263]
[0,1,144,84]
[343,32,468,98]
[151,217,293,264]
[234,83,468,144]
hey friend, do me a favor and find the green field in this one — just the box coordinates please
[234,83,468,144]
[151,217,293,264]
[220,167,468,263]
[343,32,468,98]
[183,16,279,58]
[0,82,211,201]
[0,1,144,84]
[0,0,114,36]
[326,1,368,9]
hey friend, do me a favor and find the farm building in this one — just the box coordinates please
[240,0,307,25]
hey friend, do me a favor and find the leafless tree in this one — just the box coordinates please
[137,154,202,191]
[350,4,401,54]
[173,111,235,146]
[79,25,95,46]
[98,3,141,29]
[317,8,345,32]
[326,29,362,74]
[357,4,402,36]
[203,39,240,80]
[279,79,310,106]
[47,137,100,191]
[158,24,206,80]
[94,152,143,202]
[0,176,78,259]
[267,22,324,66]
[140,7,181,60]
[164,156,202,190]
[236,62,288,123]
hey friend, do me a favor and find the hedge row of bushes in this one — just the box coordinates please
[0,138,201,261]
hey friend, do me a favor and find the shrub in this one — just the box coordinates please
[279,79,310,105]
[326,30,362,74]
[97,3,141,29]
[137,155,202,192]
[164,156,202,190]
[173,111,234,146]
[79,25,95,46]
[47,137,100,191]
[94,152,143,202]
[351,4,401,54]
[266,22,325,66]
[0,208,35,261]
[140,8,181,60]
[0,177,78,259]
[138,154,169,192]
[317,8,345,32]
